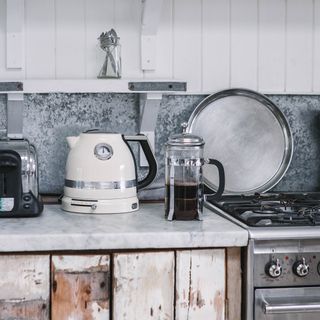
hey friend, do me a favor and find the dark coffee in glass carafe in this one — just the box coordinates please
[165,123,225,221]
[165,181,203,220]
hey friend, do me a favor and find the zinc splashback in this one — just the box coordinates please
[0,93,319,198]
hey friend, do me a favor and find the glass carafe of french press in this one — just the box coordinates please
[165,123,225,221]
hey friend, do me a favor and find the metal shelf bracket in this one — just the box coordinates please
[7,92,24,139]
[139,92,162,166]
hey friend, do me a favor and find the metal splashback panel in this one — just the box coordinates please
[187,89,293,194]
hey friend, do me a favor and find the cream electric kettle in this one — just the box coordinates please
[61,131,157,214]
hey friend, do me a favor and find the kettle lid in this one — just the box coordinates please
[167,123,204,146]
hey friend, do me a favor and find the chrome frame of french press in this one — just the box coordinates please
[166,156,204,221]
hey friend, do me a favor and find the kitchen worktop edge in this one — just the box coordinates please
[0,203,248,252]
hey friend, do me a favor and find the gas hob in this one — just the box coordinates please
[212,192,320,227]
[206,192,320,240]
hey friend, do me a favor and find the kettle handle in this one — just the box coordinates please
[124,135,157,190]
[204,159,225,201]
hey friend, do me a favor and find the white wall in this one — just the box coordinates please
[0,0,319,94]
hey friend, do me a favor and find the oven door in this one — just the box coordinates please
[255,287,320,320]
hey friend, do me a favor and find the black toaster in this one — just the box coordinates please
[0,139,43,217]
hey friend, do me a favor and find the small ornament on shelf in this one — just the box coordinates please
[98,29,121,79]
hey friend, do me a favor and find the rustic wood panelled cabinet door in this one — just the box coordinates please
[176,249,226,320]
[0,255,50,320]
[226,248,241,320]
[113,251,175,320]
[52,255,110,320]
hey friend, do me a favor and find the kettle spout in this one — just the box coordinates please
[66,136,79,149]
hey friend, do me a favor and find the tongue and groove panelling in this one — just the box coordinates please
[315,0,320,92]
[258,0,286,92]
[1,0,320,93]
[286,0,314,93]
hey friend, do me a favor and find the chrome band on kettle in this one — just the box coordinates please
[65,179,137,190]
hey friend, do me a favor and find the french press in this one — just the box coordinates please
[165,123,225,221]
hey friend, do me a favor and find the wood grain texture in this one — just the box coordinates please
[314,0,320,91]
[25,0,55,79]
[258,0,286,92]
[114,0,143,78]
[286,0,313,93]
[0,255,50,320]
[0,0,25,80]
[6,0,24,69]
[85,0,114,79]
[52,255,110,320]
[202,0,230,92]
[55,0,86,78]
[173,0,202,92]
[0,300,48,320]
[176,249,225,320]
[113,251,175,320]
[226,248,241,320]
[2,0,320,92]
[230,0,258,89]
[144,0,173,79]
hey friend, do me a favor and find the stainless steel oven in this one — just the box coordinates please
[255,287,320,320]
[205,193,320,320]
[243,238,320,320]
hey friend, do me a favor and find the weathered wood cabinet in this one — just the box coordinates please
[0,248,241,320]
[0,255,50,320]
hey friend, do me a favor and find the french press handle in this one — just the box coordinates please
[204,159,225,201]
[124,134,157,190]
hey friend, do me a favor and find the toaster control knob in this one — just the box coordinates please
[23,195,31,202]
[265,259,282,278]
[293,258,309,277]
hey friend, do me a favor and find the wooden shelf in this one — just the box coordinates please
[3,80,320,95]
[19,79,186,94]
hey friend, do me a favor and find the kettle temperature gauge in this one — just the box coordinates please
[94,143,113,160]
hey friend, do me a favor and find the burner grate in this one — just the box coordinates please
[212,192,320,227]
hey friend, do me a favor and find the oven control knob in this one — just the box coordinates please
[293,258,309,277]
[265,259,282,278]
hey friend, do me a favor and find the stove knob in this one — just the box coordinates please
[265,259,282,278]
[293,258,310,277]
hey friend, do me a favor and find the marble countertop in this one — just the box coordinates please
[0,204,248,252]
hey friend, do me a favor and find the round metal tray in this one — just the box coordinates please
[187,88,293,194]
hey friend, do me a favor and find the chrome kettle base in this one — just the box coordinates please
[61,195,139,214]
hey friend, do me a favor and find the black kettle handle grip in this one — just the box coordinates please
[204,158,225,201]
[124,135,157,190]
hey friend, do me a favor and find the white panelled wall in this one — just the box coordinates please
[0,0,320,94]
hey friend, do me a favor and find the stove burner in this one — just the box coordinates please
[211,192,320,227]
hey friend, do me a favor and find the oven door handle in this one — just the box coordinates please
[264,302,320,314]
